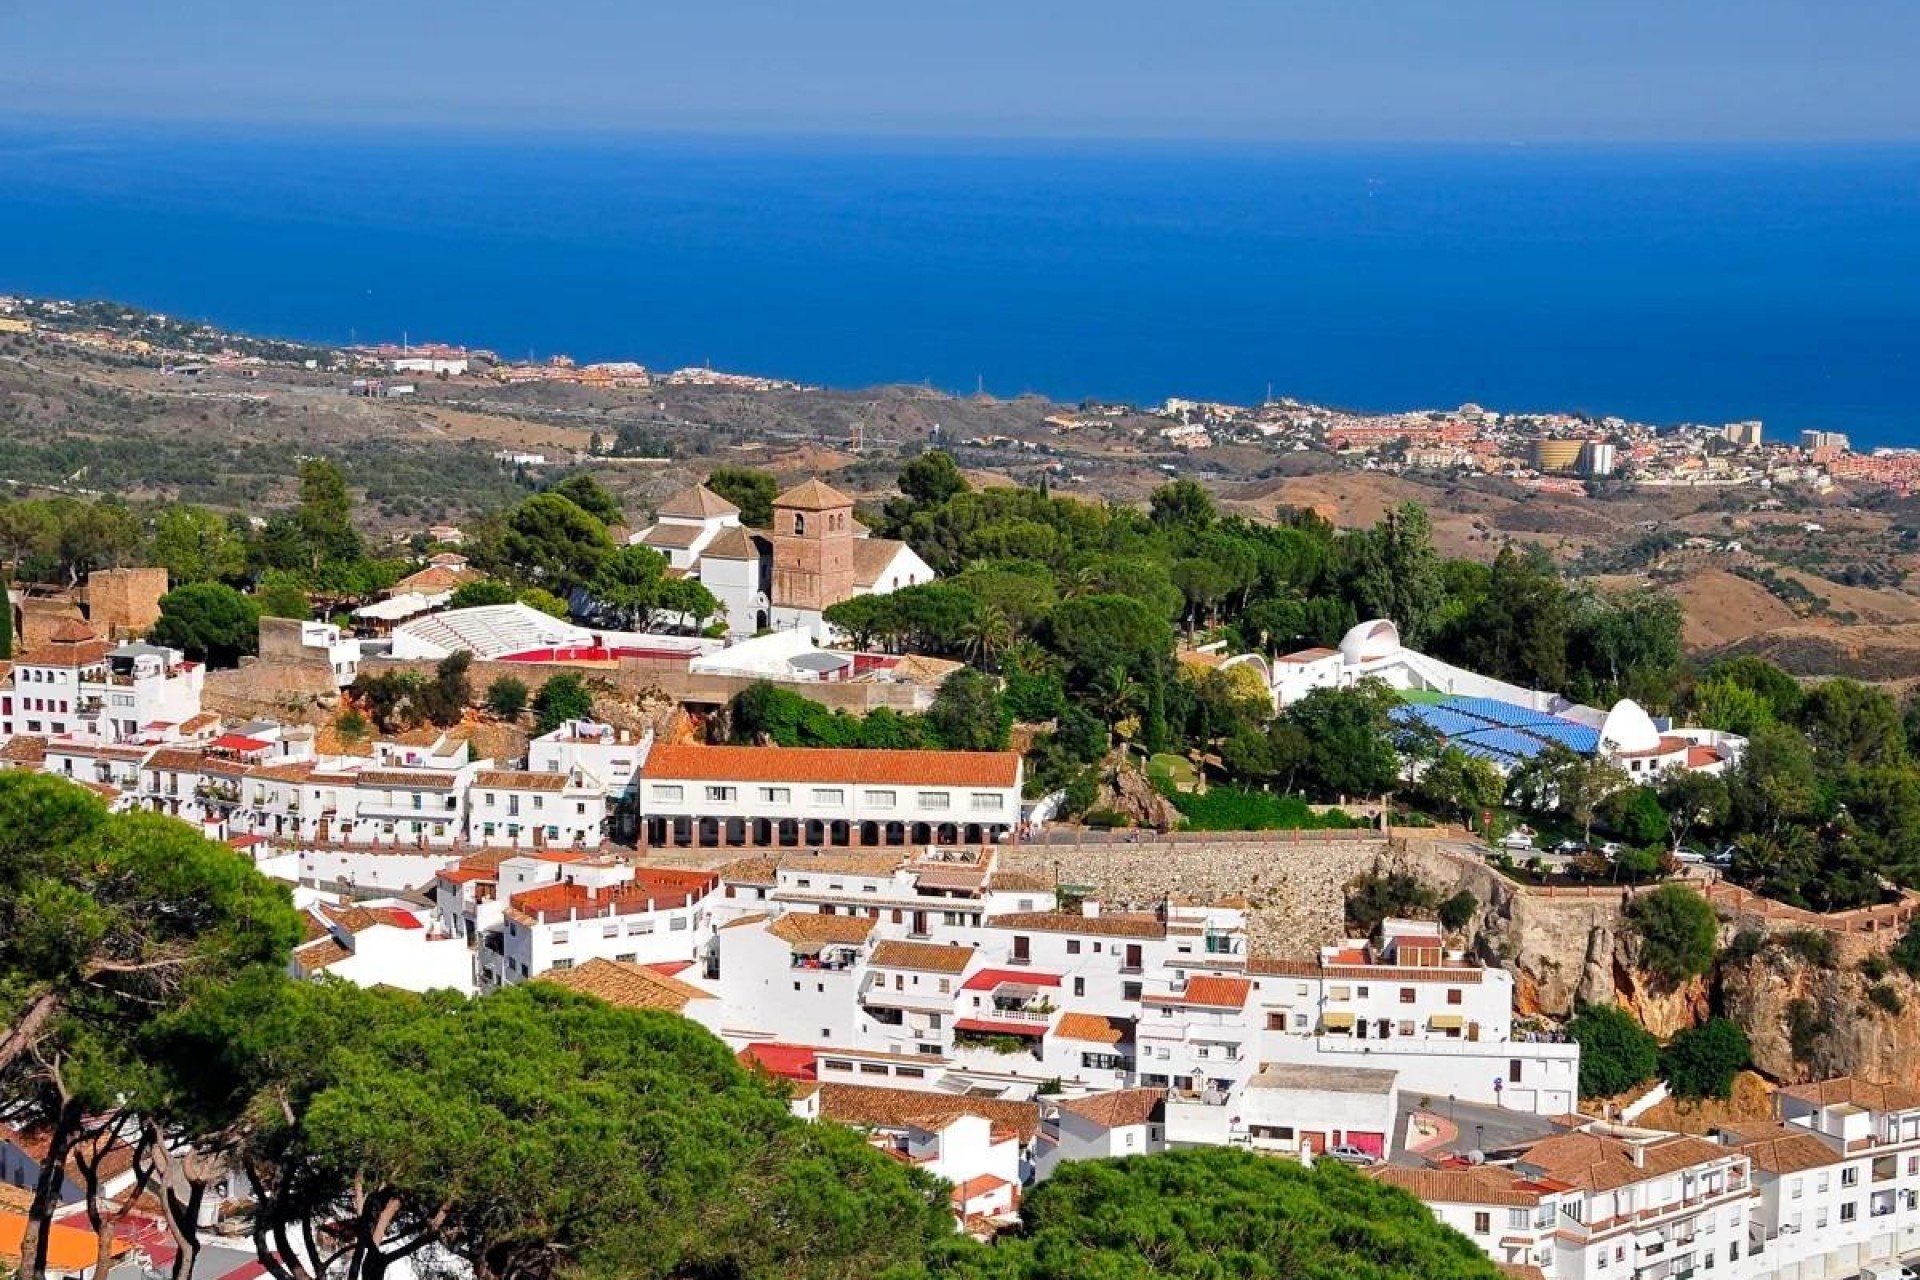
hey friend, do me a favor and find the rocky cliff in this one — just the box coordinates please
[1392,839,1920,1081]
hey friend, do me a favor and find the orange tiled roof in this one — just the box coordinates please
[987,911,1165,939]
[1721,1122,1844,1174]
[818,1082,1040,1142]
[1519,1131,1732,1193]
[1146,975,1250,1009]
[1057,1088,1164,1129]
[869,940,974,974]
[474,769,572,791]
[642,743,1019,788]
[768,912,875,950]
[538,958,713,1012]
[1372,1165,1554,1207]
[775,477,854,511]
[355,770,460,789]
[0,736,48,766]
[1052,1012,1129,1044]
[1780,1076,1920,1113]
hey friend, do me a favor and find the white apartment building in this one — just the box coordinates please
[480,858,718,990]
[635,743,1023,848]
[469,769,608,850]
[0,623,205,743]
[1514,1125,1756,1280]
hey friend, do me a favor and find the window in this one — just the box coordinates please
[1399,988,1416,1003]
[793,513,806,535]
[628,920,655,935]
[706,785,736,802]
[615,953,636,962]
[760,786,791,803]
[1840,1202,1857,1223]
[970,792,1002,812]
[602,923,619,938]
[669,917,688,931]
[1329,986,1350,1001]
[866,789,896,808]
[813,788,845,805]
[1510,1059,1523,1083]
[1447,988,1463,1005]
[1398,1019,1415,1036]
[1073,977,1085,996]
[1507,1209,1528,1230]
[1472,1213,1490,1234]
[551,959,574,971]
[917,791,951,810]
[1067,940,1081,955]
[552,930,570,944]
[1123,982,1143,1001]
[1842,1167,1859,1187]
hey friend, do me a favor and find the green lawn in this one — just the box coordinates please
[1397,688,1451,705]
[1148,752,1199,792]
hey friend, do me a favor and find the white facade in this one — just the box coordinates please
[1,630,205,743]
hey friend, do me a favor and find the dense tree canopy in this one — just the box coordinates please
[149,581,261,666]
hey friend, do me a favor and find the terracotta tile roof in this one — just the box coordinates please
[1723,1122,1844,1174]
[538,958,713,1012]
[180,712,222,734]
[715,855,781,885]
[639,523,706,549]
[869,940,974,973]
[950,1173,1015,1205]
[1497,1267,1548,1280]
[987,911,1166,939]
[643,743,1020,788]
[775,477,854,511]
[252,761,317,783]
[1052,1012,1129,1044]
[987,869,1054,892]
[389,564,484,596]
[818,1082,1041,1142]
[0,736,47,765]
[474,769,572,791]
[658,483,739,520]
[1144,975,1251,1009]
[851,538,912,589]
[1058,1088,1165,1129]
[510,870,715,919]
[781,850,906,877]
[699,525,759,560]
[292,936,353,972]
[143,746,204,771]
[1247,955,1484,983]
[768,912,874,950]
[720,911,771,930]
[355,770,460,789]
[1371,1165,1552,1208]
[1519,1131,1732,1193]
[317,903,424,933]
[1686,745,1724,769]
[738,1042,819,1082]
[1780,1076,1920,1113]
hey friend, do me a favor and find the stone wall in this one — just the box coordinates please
[85,567,168,638]
[996,836,1388,954]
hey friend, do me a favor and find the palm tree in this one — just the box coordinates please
[1089,664,1147,753]
[960,605,1013,670]
[1001,638,1052,679]
[1061,566,1103,599]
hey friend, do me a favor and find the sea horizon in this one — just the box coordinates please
[2,120,1916,444]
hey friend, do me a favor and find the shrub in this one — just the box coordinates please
[1624,884,1719,988]
[1722,928,1766,965]
[1346,869,1439,939]
[1169,788,1360,832]
[532,673,593,733]
[1568,1004,1659,1099]
[1661,1018,1750,1100]
[1777,929,1836,969]
[1082,808,1130,830]
[485,675,530,720]
[1438,890,1477,932]
[1787,997,1828,1063]
[1861,953,1891,982]
[1869,984,1904,1016]
[1892,918,1920,979]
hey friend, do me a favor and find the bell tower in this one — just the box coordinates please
[771,478,856,612]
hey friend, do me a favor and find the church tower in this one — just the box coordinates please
[771,477,857,613]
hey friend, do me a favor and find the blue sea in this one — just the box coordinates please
[1,122,1916,442]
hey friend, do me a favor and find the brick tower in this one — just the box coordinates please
[770,477,856,613]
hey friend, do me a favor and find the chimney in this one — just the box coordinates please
[1630,1143,1646,1169]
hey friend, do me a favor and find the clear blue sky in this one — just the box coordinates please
[5,1,1916,140]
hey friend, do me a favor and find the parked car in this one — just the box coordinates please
[1553,839,1587,855]
[1597,841,1623,858]
[1708,845,1739,867]
[1499,829,1537,850]
[1325,1145,1377,1166]
[1673,847,1707,865]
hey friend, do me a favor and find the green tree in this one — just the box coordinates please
[148,504,248,584]
[588,544,719,631]
[1415,748,1506,825]
[485,675,529,720]
[928,667,1011,751]
[1284,678,1402,800]
[1438,889,1478,932]
[1341,503,1445,647]
[1728,722,1821,836]
[297,459,363,566]
[499,493,613,590]
[0,775,299,1277]
[519,587,572,618]
[1148,478,1217,531]
[704,466,779,527]
[1802,677,1908,771]
[252,581,312,621]
[532,673,594,732]
[1658,769,1728,851]
[1691,677,1777,738]
[1567,1003,1660,1099]
[929,1147,1504,1280]
[545,473,624,526]
[1625,884,1719,988]
[148,581,261,667]
[448,579,517,609]
[1601,785,1669,847]
[897,450,969,506]
[1469,543,1571,689]
[1662,1017,1751,1100]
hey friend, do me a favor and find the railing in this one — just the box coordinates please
[983,1006,1052,1026]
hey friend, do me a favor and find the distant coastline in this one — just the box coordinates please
[1,122,1916,445]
